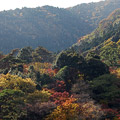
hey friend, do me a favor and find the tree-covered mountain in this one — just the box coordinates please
[69,0,120,30]
[1,0,120,119]
[0,0,120,53]
[71,8,120,68]
[0,6,91,53]
[72,8,120,53]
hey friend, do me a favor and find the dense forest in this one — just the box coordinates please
[68,0,120,29]
[0,0,120,120]
[0,0,120,53]
[72,8,120,66]
[0,45,120,120]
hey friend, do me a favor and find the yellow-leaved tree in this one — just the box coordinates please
[45,98,80,120]
[0,73,36,93]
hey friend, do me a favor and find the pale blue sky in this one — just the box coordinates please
[0,0,104,11]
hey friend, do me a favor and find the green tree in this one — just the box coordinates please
[100,44,120,66]
[55,66,78,91]
[17,47,33,63]
[0,89,27,120]
[85,58,109,80]
[90,74,120,107]
[53,50,85,69]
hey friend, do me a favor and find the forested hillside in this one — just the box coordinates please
[0,45,120,119]
[0,6,90,53]
[0,0,120,119]
[69,0,120,29]
[0,0,120,53]
[72,8,120,53]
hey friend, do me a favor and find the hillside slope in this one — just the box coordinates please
[69,0,120,30]
[72,8,120,53]
[0,6,90,53]
[0,0,120,53]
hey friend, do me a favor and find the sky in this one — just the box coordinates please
[0,0,104,11]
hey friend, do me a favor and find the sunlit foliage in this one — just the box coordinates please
[0,73,36,93]
[32,62,56,76]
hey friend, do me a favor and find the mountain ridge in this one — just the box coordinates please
[72,8,120,52]
[0,0,120,53]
